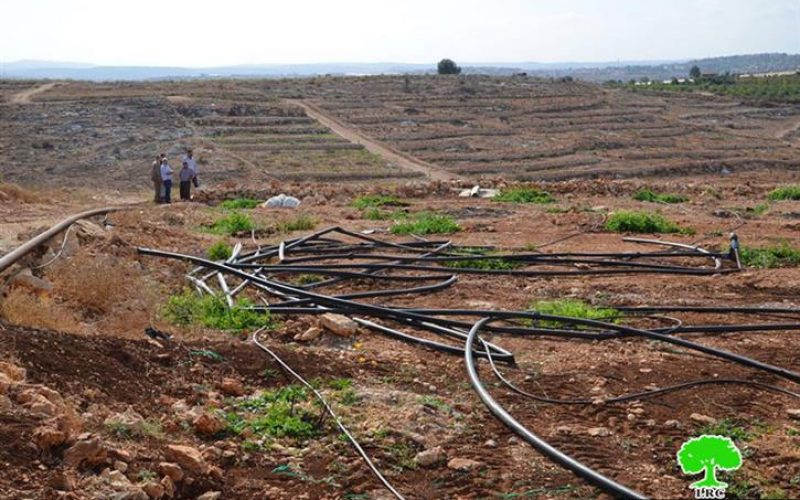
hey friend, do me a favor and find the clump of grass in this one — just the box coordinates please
[767,185,800,201]
[494,187,556,204]
[293,274,324,285]
[697,418,769,442]
[351,194,405,209]
[362,207,409,221]
[219,198,260,210]
[226,385,319,441]
[163,289,271,332]
[279,214,316,232]
[442,252,520,270]
[207,241,232,261]
[633,189,689,204]
[207,211,256,235]
[604,210,690,234]
[529,299,620,328]
[390,212,460,235]
[739,243,800,268]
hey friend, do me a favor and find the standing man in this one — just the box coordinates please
[150,154,164,202]
[183,149,199,188]
[160,157,173,204]
[179,160,194,201]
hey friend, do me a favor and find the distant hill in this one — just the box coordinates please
[1,53,797,82]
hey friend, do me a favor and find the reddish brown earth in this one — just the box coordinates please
[1,75,800,499]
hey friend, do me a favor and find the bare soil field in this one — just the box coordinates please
[1,75,800,500]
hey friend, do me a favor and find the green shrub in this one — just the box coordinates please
[279,214,316,232]
[163,290,271,332]
[390,212,460,235]
[529,299,619,328]
[351,195,405,209]
[227,385,319,440]
[494,187,556,204]
[739,243,800,268]
[442,253,520,270]
[207,241,233,261]
[767,185,800,201]
[293,274,324,285]
[208,211,256,235]
[362,207,409,221]
[219,198,260,210]
[605,210,689,234]
[633,189,689,204]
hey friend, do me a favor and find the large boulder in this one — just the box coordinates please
[63,437,107,468]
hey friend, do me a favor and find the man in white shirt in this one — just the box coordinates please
[160,158,174,203]
[183,149,199,187]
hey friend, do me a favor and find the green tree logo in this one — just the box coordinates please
[677,435,743,489]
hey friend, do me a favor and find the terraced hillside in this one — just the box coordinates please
[255,75,800,180]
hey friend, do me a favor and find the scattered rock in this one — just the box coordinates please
[32,425,68,451]
[0,394,12,412]
[787,409,800,420]
[114,460,128,473]
[447,457,483,472]
[415,446,447,467]
[197,492,222,500]
[320,313,358,337]
[587,427,611,437]
[158,462,184,482]
[165,445,208,475]
[690,413,717,425]
[484,439,497,448]
[218,378,244,397]
[294,326,323,342]
[7,269,53,295]
[49,471,76,491]
[192,413,225,436]
[160,475,175,498]
[264,194,300,208]
[0,362,26,382]
[142,481,165,499]
[0,373,12,395]
[63,437,107,468]
[664,419,681,429]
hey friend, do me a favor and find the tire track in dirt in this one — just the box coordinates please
[7,82,60,104]
[288,99,459,181]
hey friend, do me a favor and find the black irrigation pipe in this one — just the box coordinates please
[465,317,646,500]
[138,229,800,499]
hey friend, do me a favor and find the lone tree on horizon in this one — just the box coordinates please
[690,65,702,79]
[677,435,742,489]
[438,59,461,75]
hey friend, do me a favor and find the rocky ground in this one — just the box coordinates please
[1,170,800,499]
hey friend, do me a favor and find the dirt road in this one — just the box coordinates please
[290,99,458,181]
[8,82,60,104]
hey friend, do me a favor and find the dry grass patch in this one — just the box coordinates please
[0,288,82,333]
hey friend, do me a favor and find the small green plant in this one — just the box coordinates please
[137,470,158,482]
[163,290,271,332]
[207,241,233,261]
[604,210,689,234]
[189,349,226,362]
[529,299,620,328]
[362,207,409,221]
[279,214,316,232]
[386,442,418,471]
[767,185,800,201]
[390,212,460,235]
[219,198,260,210]
[697,418,766,442]
[739,243,800,268]
[494,187,556,204]
[351,194,405,209]
[207,211,256,235]
[293,274,324,285]
[633,189,689,204]
[442,253,520,270]
[105,419,164,440]
[418,395,453,414]
[226,385,320,441]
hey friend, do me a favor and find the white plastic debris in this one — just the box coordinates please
[263,194,301,208]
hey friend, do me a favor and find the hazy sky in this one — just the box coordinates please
[1,0,798,66]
